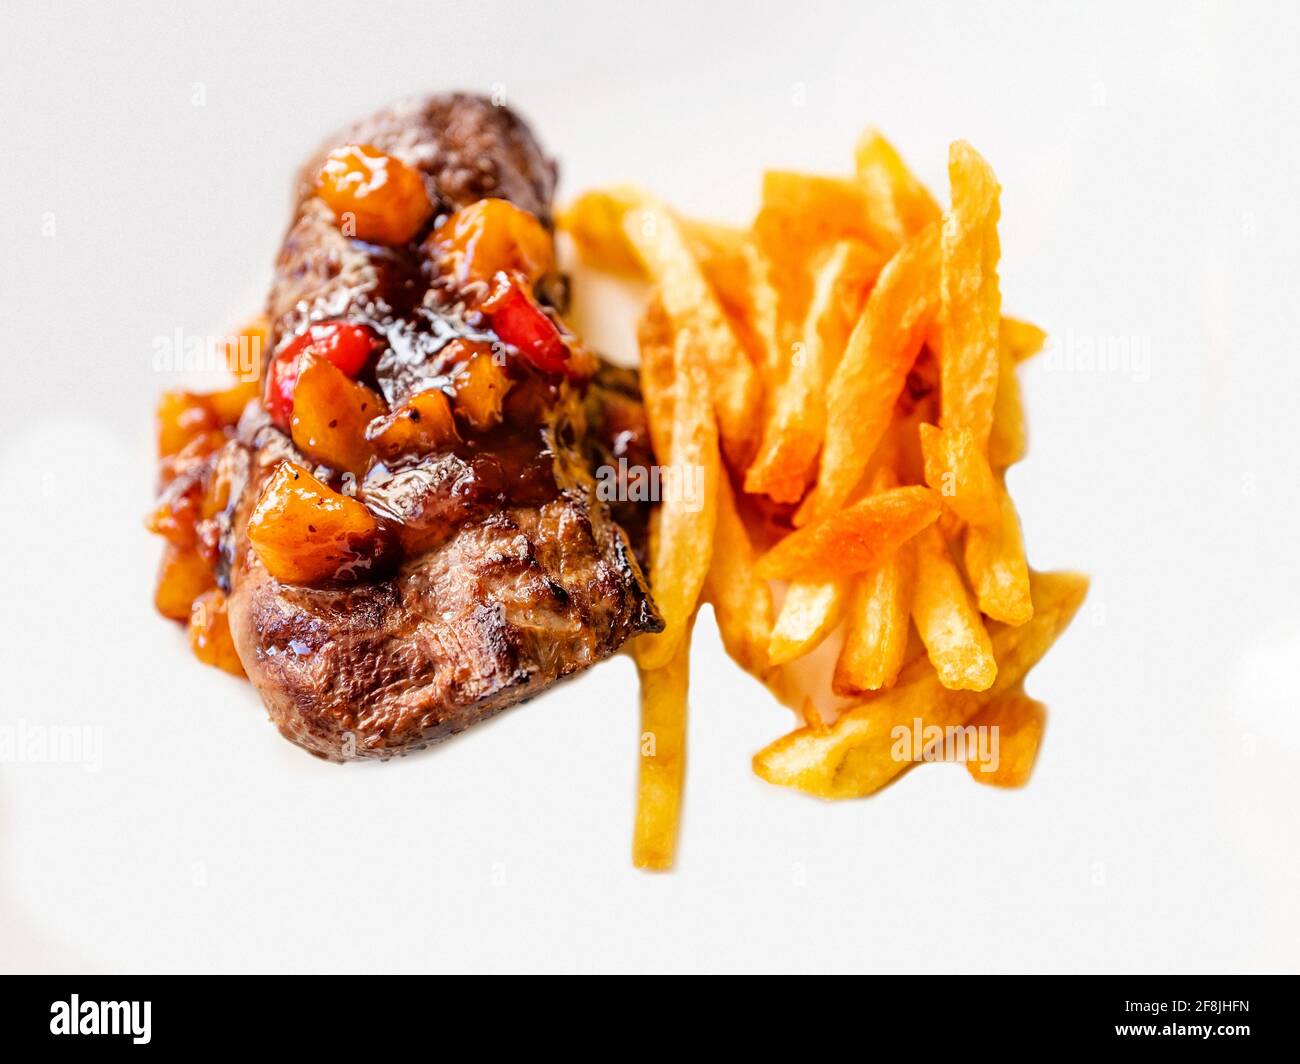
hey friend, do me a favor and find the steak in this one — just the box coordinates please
[220,94,661,760]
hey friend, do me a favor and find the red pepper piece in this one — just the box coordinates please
[264,322,380,430]
[483,272,572,376]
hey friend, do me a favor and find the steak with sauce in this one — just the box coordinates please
[213,94,660,760]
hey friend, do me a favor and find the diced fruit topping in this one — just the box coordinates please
[157,383,258,458]
[482,271,583,376]
[366,388,461,460]
[429,197,554,287]
[289,357,383,476]
[157,391,218,457]
[454,349,512,431]
[223,316,268,381]
[247,462,384,585]
[154,542,215,620]
[264,322,381,431]
[316,144,433,245]
[188,589,245,676]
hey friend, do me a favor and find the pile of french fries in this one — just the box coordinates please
[561,130,1086,871]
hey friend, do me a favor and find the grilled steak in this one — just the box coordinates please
[216,94,660,760]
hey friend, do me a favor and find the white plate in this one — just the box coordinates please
[1,0,1296,973]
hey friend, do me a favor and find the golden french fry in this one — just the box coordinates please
[634,617,694,870]
[832,466,913,693]
[636,297,676,456]
[911,523,996,691]
[633,308,721,672]
[704,474,774,678]
[988,332,1027,468]
[752,570,1087,798]
[560,186,648,274]
[964,478,1033,625]
[918,422,1000,528]
[624,201,762,467]
[754,171,896,260]
[757,485,941,582]
[563,188,751,297]
[964,692,1047,788]
[854,128,941,247]
[939,142,1002,448]
[796,223,940,526]
[1000,316,1046,364]
[833,538,916,695]
[768,581,847,667]
[753,171,896,365]
[744,239,882,504]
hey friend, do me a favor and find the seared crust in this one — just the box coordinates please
[225,95,659,761]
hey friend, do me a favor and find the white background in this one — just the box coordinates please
[1,0,1296,973]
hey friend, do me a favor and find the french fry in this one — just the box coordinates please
[752,570,1087,798]
[753,172,896,367]
[634,616,694,871]
[965,691,1046,787]
[754,171,896,262]
[1000,316,1046,364]
[796,223,940,526]
[757,485,940,582]
[624,201,762,467]
[636,297,676,455]
[560,186,647,275]
[918,421,999,528]
[964,478,1033,625]
[834,538,916,695]
[988,332,1028,468]
[937,141,1002,522]
[632,309,721,672]
[768,581,846,667]
[910,523,996,691]
[563,188,751,298]
[854,128,941,247]
[703,474,774,678]
[745,239,882,503]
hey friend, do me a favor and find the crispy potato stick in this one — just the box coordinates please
[797,224,940,526]
[754,171,896,260]
[834,538,916,695]
[745,239,881,503]
[833,466,914,693]
[911,523,996,691]
[939,143,1002,523]
[624,202,762,467]
[634,616,694,870]
[704,474,775,678]
[918,422,999,527]
[753,172,895,361]
[563,188,751,298]
[964,478,1033,625]
[561,186,648,274]
[633,311,721,672]
[1000,316,1047,364]
[636,297,676,454]
[988,332,1027,468]
[799,698,828,732]
[964,692,1046,787]
[757,485,940,582]
[740,241,787,379]
[752,571,1087,798]
[768,581,847,667]
[854,128,941,247]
